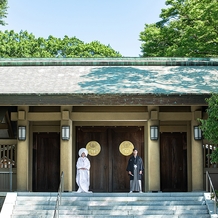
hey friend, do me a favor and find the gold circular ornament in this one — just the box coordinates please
[119,141,134,156]
[86,141,101,156]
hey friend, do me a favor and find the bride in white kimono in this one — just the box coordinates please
[76,148,91,193]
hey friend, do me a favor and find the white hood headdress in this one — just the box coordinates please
[78,148,88,157]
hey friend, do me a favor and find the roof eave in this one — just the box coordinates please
[0,93,210,106]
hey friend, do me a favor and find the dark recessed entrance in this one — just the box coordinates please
[76,126,144,192]
[33,132,60,192]
[160,132,187,192]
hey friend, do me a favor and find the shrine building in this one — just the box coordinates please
[0,58,217,192]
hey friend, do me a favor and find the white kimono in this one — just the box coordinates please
[76,156,90,193]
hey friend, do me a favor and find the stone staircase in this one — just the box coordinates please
[0,192,212,218]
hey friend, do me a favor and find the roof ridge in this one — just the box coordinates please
[0,57,218,66]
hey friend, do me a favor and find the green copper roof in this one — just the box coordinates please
[0,57,218,66]
[0,59,218,95]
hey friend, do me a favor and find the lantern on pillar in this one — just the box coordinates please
[18,126,26,141]
[194,126,202,140]
[62,126,70,140]
[150,126,158,140]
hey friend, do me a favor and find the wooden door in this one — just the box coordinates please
[110,127,144,192]
[76,127,109,192]
[160,132,187,192]
[33,133,60,192]
[76,126,144,192]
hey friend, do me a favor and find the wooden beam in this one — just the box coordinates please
[0,94,209,106]
[71,112,149,121]
[74,121,146,126]
[27,112,61,121]
[11,112,18,121]
[160,126,187,132]
[32,126,60,132]
[12,111,194,122]
[159,112,192,121]
[0,124,7,129]
[5,111,14,138]
[0,139,17,144]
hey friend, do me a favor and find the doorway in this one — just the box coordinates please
[33,132,60,192]
[160,132,187,192]
[76,126,144,192]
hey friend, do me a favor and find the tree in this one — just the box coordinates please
[0,0,7,26]
[0,30,122,58]
[139,0,218,57]
[199,94,218,144]
[199,94,218,163]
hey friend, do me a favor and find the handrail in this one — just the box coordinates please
[206,171,217,214]
[53,171,64,218]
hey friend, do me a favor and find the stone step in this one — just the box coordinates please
[58,216,210,218]
[11,216,211,218]
[14,200,206,207]
[14,195,206,202]
[7,192,210,218]
[11,209,209,216]
[16,191,206,197]
[15,196,205,201]
[59,210,209,216]
[12,204,208,210]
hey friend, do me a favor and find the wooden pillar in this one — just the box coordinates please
[17,106,29,191]
[60,106,73,191]
[72,122,76,191]
[191,106,203,191]
[143,123,148,192]
[147,106,160,191]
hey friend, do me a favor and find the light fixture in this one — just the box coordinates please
[62,126,70,140]
[18,126,26,141]
[150,126,158,140]
[194,126,202,140]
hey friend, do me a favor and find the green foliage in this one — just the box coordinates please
[199,94,218,145]
[0,30,122,58]
[0,0,7,26]
[208,149,218,164]
[139,0,218,57]
[199,94,218,163]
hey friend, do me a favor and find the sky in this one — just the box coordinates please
[1,0,167,57]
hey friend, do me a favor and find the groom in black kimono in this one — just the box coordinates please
[126,148,144,193]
